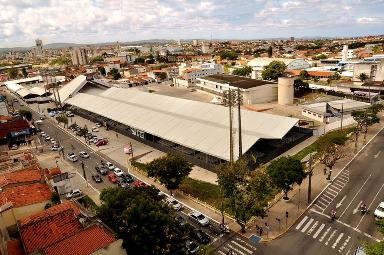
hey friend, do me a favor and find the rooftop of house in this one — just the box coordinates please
[43,225,116,255]
[7,240,24,255]
[0,167,42,188]
[0,118,31,139]
[20,201,81,226]
[20,208,83,254]
[199,74,276,89]
[0,183,51,208]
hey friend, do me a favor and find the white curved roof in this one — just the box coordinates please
[5,83,23,92]
[57,75,87,102]
[29,86,47,96]
[66,88,298,161]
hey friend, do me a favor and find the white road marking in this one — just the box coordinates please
[218,251,226,255]
[231,240,253,254]
[301,218,314,233]
[338,175,349,182]
[374,150,381,158]
[353,201,363,215]
[340,174,372,218]
[315,204,326,211]
[313,223,325,239]
[320,196,333,202]
[316,200,328,208]
[296,216,308,230]
[336,195,347,208]
[328,187,339,194]
[335,179,346,186]
[307,221,318,235]
[227,244,246,255]
[339,236,351,253]
[325,229,337,246]
[326,189,338,196]
[235,238,257,251]
[330,185,341,191]
[319,227,331,242]
[356,183,384,229]
[332,182,344,189]
[332,233,344,249]
[323,193,334,201]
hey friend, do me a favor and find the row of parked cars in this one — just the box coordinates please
[69,123,108,147]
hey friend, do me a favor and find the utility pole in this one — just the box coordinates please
[223,89,235,163]
[307,153,313,204]
[340,103,343,130]
[237,88,243,157]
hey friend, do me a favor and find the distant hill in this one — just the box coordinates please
[44,43,85,49]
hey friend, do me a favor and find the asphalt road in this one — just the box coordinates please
[261,128,384,255]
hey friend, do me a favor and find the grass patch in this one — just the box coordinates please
[131,161,148,172]
[77,195,98,213]
[179,177,222,210]
[294,127,355,161]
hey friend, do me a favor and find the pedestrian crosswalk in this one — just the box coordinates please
[295,216,351,253]
[217,237,257,255]
[314,170,350,212]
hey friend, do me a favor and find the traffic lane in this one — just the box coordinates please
[323,131,384,218]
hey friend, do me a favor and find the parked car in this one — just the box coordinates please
[191,229,210,244]
[35,120,43,124]
[79,151,90,159]
[189,211,209,227]
[45,136,51,141]
[95,123,102,128]
[96,139,108,146]
[11,144,18,150]
[51,145,63,151]
[92,174,103,183]
[106,162,115,170]
[166,197,183,211]
[66,189,82,199]
[107,173,118,184]
[66,153,78,162]
[175,215,187,226]
[117,178,130,188]
[95,164,108,175]
[113,167,124,177]
[121,173,134,183]
[186,241,199,254]
[132,180,147,188]
[374,202,384,219]
[92,127,99,132]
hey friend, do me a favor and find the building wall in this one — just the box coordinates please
[243,84,278,104]
[0,201,49,229]
[91,239,127,255]
[172,77,190,87]
[71,48,88,66]
[353,61,384,82]
[302,109,325,122]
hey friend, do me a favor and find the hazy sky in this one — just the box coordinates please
[1,0,383,47]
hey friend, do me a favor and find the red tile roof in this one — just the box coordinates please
[7,240,24,255]
[44,225,116,255]
[287,69,335,77]
[0,167,42,188]
[0,183,51,208]
[20,201,81,226]
[20,208,83,254]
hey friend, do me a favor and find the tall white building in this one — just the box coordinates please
[35,39,43,57]
[341,45,348,61]
[70,48,88,66]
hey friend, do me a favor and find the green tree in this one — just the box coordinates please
[56,115,69,128]
[267,46,273,58]
[98,187,188,255]
[299,70,309,80]
[333,72,341,80]
[108,68,121,80]
[89,55,104,64]
[7,68,18,79]
[217,158,272,232]
[232,66,252,76]
[362,218,384,254]
[147,154,192,195]
[49,56,71,66]
[22,68,28,78]
[261,61,287,80]
[156,72,167,80]
[98,67,106,76]
[359,73,369,82]
[294,79,310,97]
[352,106,381,141]
[19,109,32,121]
[220,51,238,60]
[267,156,305,200]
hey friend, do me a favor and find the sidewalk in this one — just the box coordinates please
[243,112,384,241]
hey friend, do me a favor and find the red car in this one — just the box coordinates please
[133,180,147,188]
[96,139,108,147]
[107,173,118,184]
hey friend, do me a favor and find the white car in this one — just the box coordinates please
[95,123,102,128]
[67,153,78,162]
[51,145,63,151]
[374,202,384,219]
[45,136,51,141]
[166,197,183,211]
[35,120,43,124]
[106,162,115,170]
[92,127,99,132]
[79,151,90,159]
[66,189,82,199]
[189,211,210,226]
[113,167,124,176]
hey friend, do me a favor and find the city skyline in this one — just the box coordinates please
[1,0,384,48]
